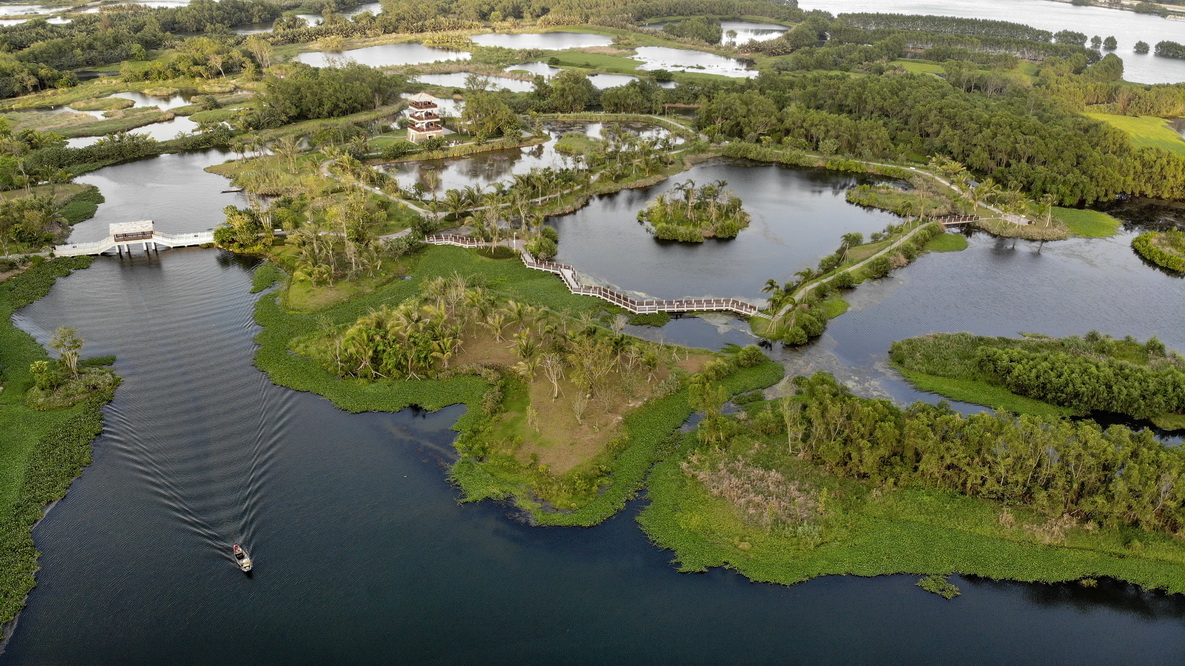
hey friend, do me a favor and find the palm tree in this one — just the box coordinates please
[443,189,469,222]
[839,232,864,260]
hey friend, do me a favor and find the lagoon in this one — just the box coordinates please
[293,43,470,68]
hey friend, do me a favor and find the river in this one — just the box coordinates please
[801,0,1185,84]
[3,148,1185,661]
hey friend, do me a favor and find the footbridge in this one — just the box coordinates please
[55,221,214,257]
[424,233,769,319]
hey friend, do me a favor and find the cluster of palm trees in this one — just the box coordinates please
[326,273,665,423]
[640,178,749,241]
[289,192,386,286]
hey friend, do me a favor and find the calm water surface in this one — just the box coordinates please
[293,43,470,68]
[802,0,1185,84]
[386,121,680,194]
[4,146,1185,661]
[633,46,757,78]
[415,72,535,93]
[5,249,1185,664]
[548,159,900,300]
[648,19,788,46]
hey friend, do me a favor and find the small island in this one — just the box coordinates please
[638,179,751,242]
[889,331,1185,430]
[1132,229,1185,273]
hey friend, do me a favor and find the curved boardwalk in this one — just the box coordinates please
[424,234,768,319]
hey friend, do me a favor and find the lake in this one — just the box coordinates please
[546,159,900,300]
[414,72,535,93]
[648,19,789,46]
[384,121,681,194]
[633,46,758,78]
[800,0,1185,84]
[3,142,1185,661]
[65,115,202,149]
[293,43,470,68]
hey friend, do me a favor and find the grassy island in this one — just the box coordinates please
[252,245,782,524]
[638,179,750,242]
[890,332,1185,430]
[638,372,1185,595]
[1132,229,1185,273]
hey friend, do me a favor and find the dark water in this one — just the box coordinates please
[6,147,1185,661]
[548,159,901,300]
[802,0,1185,84]
[6,253,1185,664]
[778,229,1185,445]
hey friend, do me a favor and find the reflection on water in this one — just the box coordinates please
[470,31,613,50]
[801,0,1185,84]
[293,43,470,68]
[65,116,202,149]
[3,146,1185,661]
[71,149,245,241]
[777,230,1185,436]
[415,72,535,93]
[504,61,561,77]
[110,91,192,110]
[633,46,757,78]
[648,19,788,46]
[548,158,900,299]
[385,121,679,194]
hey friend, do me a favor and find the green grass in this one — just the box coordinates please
[892,59,946,75]
[894,368,1074,418]
[924,232,968,252]
[1053,207,1122,238]
[547,52,640,73]
[1084,113,1185,158]
[638,429,1185,595]
[820,297,849,319]
[58,186,105,226]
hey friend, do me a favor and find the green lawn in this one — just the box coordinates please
[892,59,945,75]
[1053,207,1122,238]
[1084,112,1185,158]
[924,232,968,252]
[548,52,640,73]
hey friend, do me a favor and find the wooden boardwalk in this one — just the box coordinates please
[934,214,978,227]
[424,234,768,319]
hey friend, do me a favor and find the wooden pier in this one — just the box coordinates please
[54,221,215,257]
[424,234,768,319]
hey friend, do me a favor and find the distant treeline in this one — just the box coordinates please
[693,71,1185,203]
[839,13,1053,43]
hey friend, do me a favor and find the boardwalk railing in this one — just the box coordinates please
[423,233,768,319]
[934,214,978,226]
[54,231,215,257]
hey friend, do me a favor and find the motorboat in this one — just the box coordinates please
[232,544,253,572]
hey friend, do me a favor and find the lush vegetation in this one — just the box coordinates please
[638,372,1185,594]
[638,179,750,241]
[1052,207,1121,238]
[1155,41,1185,60]
[0,257,115,625]
[1132,230,1185,273]
[663,17,723,44]
[890,332,1185,427]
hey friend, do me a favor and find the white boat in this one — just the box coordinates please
[232,544,253,572]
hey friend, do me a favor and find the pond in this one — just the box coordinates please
[68,149,247,241]
[648,19,788,46]
[504,61,562,77]
[292,43,470,68]
[497,65,674,89]
[545,158,900,300]
[65,115,202,149]
[110,91,193,111]
[632,46,757,78]
[469,31,613,50]
[800,0,1185,85]
[414,72,535,93]
[384,121,681,194]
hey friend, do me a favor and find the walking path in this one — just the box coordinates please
[424,233,768,318]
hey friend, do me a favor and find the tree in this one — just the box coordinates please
[49,326,83,378]
[1102,36,1117,51]
[840,232,863,259]
[1135,41,1150,54]
[460,91,520,141]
